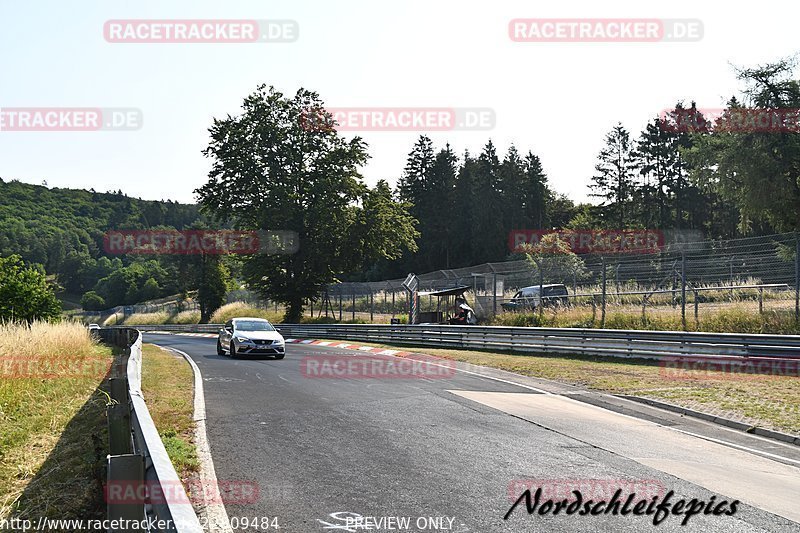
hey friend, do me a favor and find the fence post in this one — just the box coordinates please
[681,253,687,330]
[339,291,343,322]
[492,272,498,316]
[538,259,544,321]
[370,292,374,322]
[352,291,356,321]
[572,269,577,295]
[694,289,699,327]
[795,233,799,323]
[758,286,763,314]
[641,296,647,326]
[392,291,395,317]
[600,256,607,328]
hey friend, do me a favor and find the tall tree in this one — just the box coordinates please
[425,145,458,269]
[687,58,800,232]
[197,255,229,323]
[523,151,550,229]
[196,86,417,321]
[590,124,637,228]
[470,141,505,263]
[450,151,477,265]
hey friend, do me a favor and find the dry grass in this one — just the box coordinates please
[168,310,201,325]
[318,339,800,436]
[490,305,800,334]
[102,312,122,326]
[122,311,171,326]
[140,344,198,477]
[209,302,283,324]
[0,321,113,521]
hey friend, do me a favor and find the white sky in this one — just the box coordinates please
[0,0,797,204]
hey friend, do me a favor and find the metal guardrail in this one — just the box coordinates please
[100,328,203,533]
[123,323,800,360]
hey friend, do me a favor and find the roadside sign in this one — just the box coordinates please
[402,273,418,292]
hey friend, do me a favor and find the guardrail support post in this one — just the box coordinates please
[108,403,133,456]
[492,273,498,317]
[107,453,145,532]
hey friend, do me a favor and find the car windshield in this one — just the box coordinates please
[236,321,275,332]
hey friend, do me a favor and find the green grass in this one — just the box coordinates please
[0,321,114,522]
[316,339,800,436]
[140,344,198,477]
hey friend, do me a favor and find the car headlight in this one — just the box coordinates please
[235,336,250,343]
[273,339,285,345]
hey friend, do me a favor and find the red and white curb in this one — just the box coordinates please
[163,333,420,358]
[284,339,417,357]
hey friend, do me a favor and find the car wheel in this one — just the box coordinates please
[230,342,238,359]
[217,339,225,356]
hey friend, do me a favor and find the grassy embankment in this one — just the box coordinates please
[140,344,198,478]
[0,323,201,525]
[0,322,113,522]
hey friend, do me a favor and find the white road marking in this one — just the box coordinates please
[158,345,233,533]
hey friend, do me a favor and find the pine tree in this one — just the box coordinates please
[590,124,636,228]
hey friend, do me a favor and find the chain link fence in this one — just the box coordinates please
[320,232,800,329]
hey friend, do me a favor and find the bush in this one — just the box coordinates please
[0,254,61,322]
[80,291,106,311]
